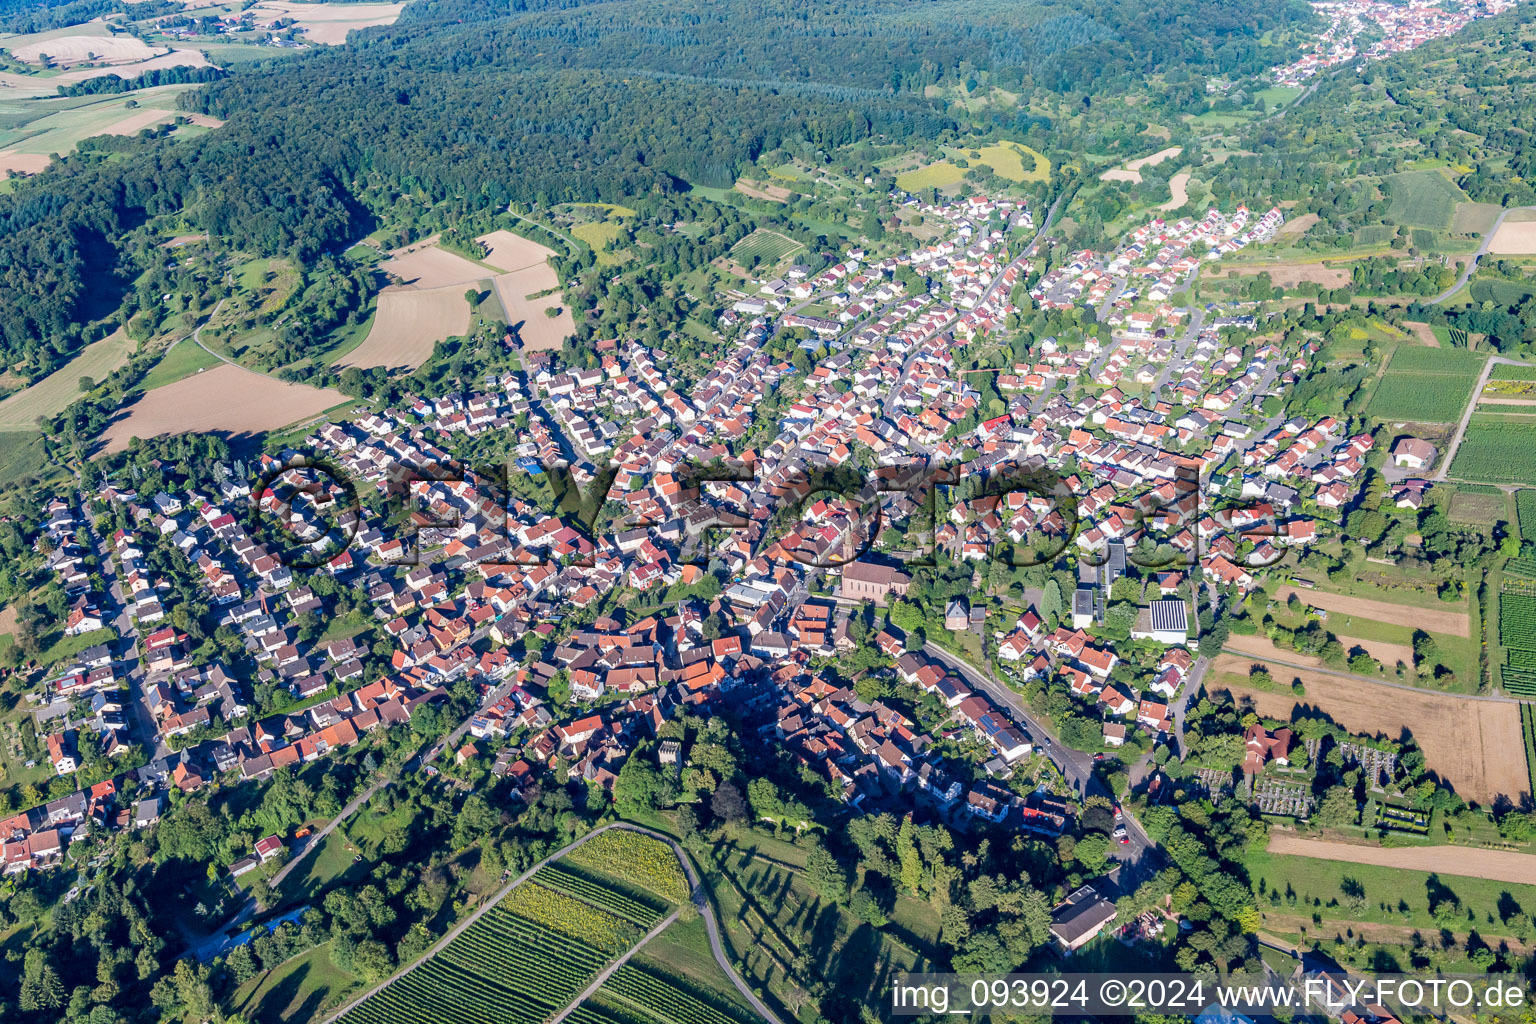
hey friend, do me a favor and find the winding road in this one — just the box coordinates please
[1428,205,1536,305]
[320,822,782,1024]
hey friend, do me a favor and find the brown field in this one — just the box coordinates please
[1488,220,1536,255]
[1159,172,1190,211]
[99,364,346,453]
[1210,656,1528,804]
[492,267,574,351]
[336,285,470,371]
[1213,263,1351,288]
[247,1,403,44]
[1100,145,1182,184]
[1402,320,1441,347]
[476,229,558,273]
[1226,633,1321,666]
[1479,396,1536,407]
[735,179,791,202]
[1277,213,1319,239]
[378,240,486,289]
[1267,836,1536,885]
[1335,635,1415,667]
[1275,585,1470,637]
[0,152,50,174]
[11,35,161,65]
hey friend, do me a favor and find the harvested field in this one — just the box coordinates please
[1213,263,1351,288]
[1127,146,1182,171]
[1210,655,1528,804]
[336,285,469,371]
[1479,396,1536,407]
[1266,836,1536,885]
[11,34,161,65]
[1276,585,1469,636]
[735,179,791,202]
[1159,172,1190,211]
[1488,220,1536,256]
[1226,633,1320,666]
[99,364,345,453]
[1402,320,1441,347]
[1335,635,1414,667]
[247,1,403,44]
[378,241,486,289]
[0,152,49,174]
[0,329,133,431]
[1277,213,1319,239]
[476,229,558,273]
[492,267,573,351]
[1099,146,1181,183]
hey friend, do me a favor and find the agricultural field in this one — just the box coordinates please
[728,229,803,270]
[563,829,692,905]
[1469,276,1536,306]
[1499,580,1536,699]
[1250,846,1536,934]
[98,364,347,454]
[476,230,561,274]
[946,140,1049,182]
[0,85,219,175]
[0,329,133,431]
[1522,704,1536,798]
[1517,490,1536,541]
[1365,346,1485,423]
[1384,170,1468,231]
[1450,418,1536,484]
[336,829,686,1024]
[894,160,965,191]
[335,285,470,371]
[1491,364,1536,383]
[1488,210,1536,256]
[244,1,404,45]
[591,963,758,1024]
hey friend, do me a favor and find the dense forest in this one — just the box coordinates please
[0,0,1310,378]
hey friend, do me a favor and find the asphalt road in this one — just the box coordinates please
[1428,205,1536,305]
[919,641,1157,868]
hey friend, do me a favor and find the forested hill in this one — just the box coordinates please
[381,0,1317,94]
[0,0,1313,379]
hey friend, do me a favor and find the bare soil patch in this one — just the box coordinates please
[1276,585,1469,636]
[476,229,558,273]
[1127,146,1182,171]
[1488,220,1536,255]
[1209,656,1527,804]
[99,364,345,453]
[735,179,791,202]
[379,240,487,289]
[1335,635,1414,667]
[1158,172,1190,211]
[1226,633,1321,666]
[0,152,50,174]
[1213,263,1351,288]
[1402,320,1441,347]
[1266,836,1536,885]
[1479,396,1536,407]
[336,285,470,371]
[1277,213,1319,239]
[1100,146,1182,184]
